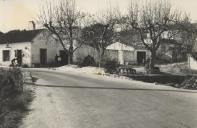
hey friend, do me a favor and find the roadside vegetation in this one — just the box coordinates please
[0,68,34,128]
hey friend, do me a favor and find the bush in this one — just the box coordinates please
[0,68,23,98]
[22,64,29,68]
[104,59,119,74]
[179,76,197,89]
[0,111,21,128]
[8,90,33,111]
[81,55,96,67]
[75,57,84,67]
[0,68,34,128]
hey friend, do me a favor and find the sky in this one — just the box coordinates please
[0,0,197,32]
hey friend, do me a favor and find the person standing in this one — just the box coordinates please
[57,56,62,66]
[55,54,58,66]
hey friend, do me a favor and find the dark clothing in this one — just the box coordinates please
[11,58,17,67]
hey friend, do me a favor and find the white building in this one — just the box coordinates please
[0,29,65,67]
[106,42,151,65]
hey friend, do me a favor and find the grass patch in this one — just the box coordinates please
[0,68,34,128]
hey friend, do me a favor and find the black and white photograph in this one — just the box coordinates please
[0,0,197,127]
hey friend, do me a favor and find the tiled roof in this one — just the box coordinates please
[0,29,43,44]
[0,31,3,35]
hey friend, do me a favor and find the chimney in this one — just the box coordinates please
[29,21,36,30]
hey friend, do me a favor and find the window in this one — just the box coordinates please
[3,50,10,61]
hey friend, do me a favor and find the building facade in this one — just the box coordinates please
[0,29,65,67]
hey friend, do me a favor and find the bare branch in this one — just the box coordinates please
[37,0,86,64]
[127,0,190,71]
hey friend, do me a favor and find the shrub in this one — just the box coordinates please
[75,57,84,67]
[104,59,119,74]
[0,111,21,128]
[0,68,23,98]
[8,90,33,111]
[81,55,96,67]
[22,64,29,68]
[0,68,34,128]
[179,76,197,89]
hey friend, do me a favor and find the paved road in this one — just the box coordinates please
[20,70,197,128]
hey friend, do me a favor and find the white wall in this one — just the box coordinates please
[105,50,119,61]
[0,42,31,66]
[31,31,63,65]
[73,44,98,63]
[123,51,135,63]
[106,50,150,64]
[188,55,197,70]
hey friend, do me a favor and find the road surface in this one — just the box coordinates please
[20,70,197,128]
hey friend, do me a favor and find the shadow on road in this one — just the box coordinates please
[34,84,197,94]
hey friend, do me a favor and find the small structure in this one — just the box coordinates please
[106,42,150,65]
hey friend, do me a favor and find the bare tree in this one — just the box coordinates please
[38,0,85,64]
[126,0,189,73]
[179,19,197,53]
[82,8,121,67]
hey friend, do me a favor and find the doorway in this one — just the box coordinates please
[40,49,47,65]
[15,50,22,66]
[59,50,68,65]
[137,51,146,64]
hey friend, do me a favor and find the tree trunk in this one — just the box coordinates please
[98,48,105,67]
[67,25,74,65]
[150,50,156,73]
[68,46,73,65]
[68,27,74,65]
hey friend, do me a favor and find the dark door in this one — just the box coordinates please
[40,49,47,65]
[137,51,146,64]
[59,50,68,65]
[15,50,22,66]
